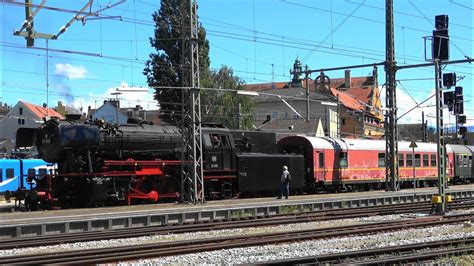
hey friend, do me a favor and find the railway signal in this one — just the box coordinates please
[453,86,464,115]
[459,126,467,139]
[442,73,456,87]
[432,15,449,61]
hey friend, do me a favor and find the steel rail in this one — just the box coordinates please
[266,237,474,264]
[1,200,473,250]
[0,213,472,264]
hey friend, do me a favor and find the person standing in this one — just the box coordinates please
[277,166,291,199]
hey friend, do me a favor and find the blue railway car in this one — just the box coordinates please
[0,159,50,193]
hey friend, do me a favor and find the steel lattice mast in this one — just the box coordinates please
[384,0,399,191]
[180,0,204,204]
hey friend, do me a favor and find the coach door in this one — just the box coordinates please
[314,151,326,182]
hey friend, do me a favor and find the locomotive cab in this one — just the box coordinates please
[201,127,236,199]
[202,131,234,171]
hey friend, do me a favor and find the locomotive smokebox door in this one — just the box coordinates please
[236,154,305,195]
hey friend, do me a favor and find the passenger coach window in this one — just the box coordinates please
[423,154,429,167]
[415,154,421,167]
[398,154,405,167]
[319,153,324,168]
[378,153,385,167]
[406,154,413,167]
[339,152,348,168]
[6,168,14,179]
[431,154,437,166]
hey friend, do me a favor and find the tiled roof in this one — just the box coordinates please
[243,82,289,91]
[330,76,372,88]
[258,118,322,134]
[330,88,364,111]
[244,76,377,113]
[330,76,374,104]
[21,101,64,119]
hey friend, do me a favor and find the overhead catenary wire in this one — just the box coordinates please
[2,0,470,121]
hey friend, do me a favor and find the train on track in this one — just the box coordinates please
[4,118,473,210]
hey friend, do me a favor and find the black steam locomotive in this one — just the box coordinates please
[20,119,304,209]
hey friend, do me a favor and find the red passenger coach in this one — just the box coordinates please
[277,136,454,192]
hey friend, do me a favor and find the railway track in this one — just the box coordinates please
[1,213,472,264]
[1,199,473,250]
[267,237,474,264]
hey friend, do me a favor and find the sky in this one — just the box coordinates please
[1,0,473,129]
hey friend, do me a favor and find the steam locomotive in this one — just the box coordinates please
[16,119,304,209]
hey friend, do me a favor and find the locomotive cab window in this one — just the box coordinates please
[319,153,324,168]
[469,156,472,168]
[211,134,221,147]
[203,134,212,148]
[398,154,405,167]
[414,154,421,167]
[339,152,348,168]
[406,154,413,167]
[423,154,429,167]
[378,153,385,167]
[431,154,437,166]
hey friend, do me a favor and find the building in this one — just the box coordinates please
[87,99,161,124]
[244,59,384,139]
[244,81,339,138]
[56,101,84,121]
[0,101,64,153]
[87,99,128,124]
[322,68,384,139]
[0,102,12,117]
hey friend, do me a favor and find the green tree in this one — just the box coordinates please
[144,0,254,128]
[202,66,255,129]
[144,0,210,124]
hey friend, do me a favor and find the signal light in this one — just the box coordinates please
[443,73,456,87]
[453,86,464,115]
[459,126,467,138]
[435,15,449,30]
[457,115,466,125]
[432,29,449,60]
[454,101,464,115]
[443,91,454,106]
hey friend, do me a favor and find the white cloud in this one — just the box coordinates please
[68,81,158,112]
[54,63,87,79]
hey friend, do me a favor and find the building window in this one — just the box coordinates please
[423,154,429,167]
[414,154,421,167]
[406,154,413,167]
[341,118,346,125]
[271,112,278,119]
[378,153,385,167]
[19,107,23,115]
[431,154,437,166]
[398,154,405,167]
[339,152,348,168]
